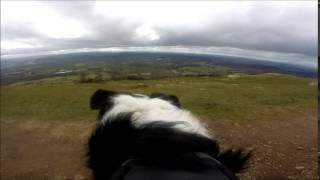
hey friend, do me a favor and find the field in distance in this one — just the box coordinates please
[2,52,316,85]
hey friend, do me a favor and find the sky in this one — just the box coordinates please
[1,1,317,67]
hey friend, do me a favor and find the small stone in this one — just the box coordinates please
[263,144,271,148]
[297,146,304,150]
[295,166,305,171]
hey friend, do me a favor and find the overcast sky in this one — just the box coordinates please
[1,1,317,67]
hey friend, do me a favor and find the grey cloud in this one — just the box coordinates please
[153,4,317,56]
[1,1,317,66]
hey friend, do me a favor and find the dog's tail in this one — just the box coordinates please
[216,148,252,173]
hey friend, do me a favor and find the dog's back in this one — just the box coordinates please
[87,90,251,180]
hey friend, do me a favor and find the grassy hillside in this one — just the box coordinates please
[1,73,316,122]
[1,73,317,180]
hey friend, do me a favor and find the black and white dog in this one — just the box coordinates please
[87,89,251,180]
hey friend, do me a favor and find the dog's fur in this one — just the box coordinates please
[87,89,251,180]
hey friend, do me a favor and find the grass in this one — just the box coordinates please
[177,63,230,75]
[1,73,317,122]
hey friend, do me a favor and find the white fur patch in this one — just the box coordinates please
[101,94,212,138]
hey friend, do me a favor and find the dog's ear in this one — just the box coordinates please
[150,93,181,107]
[90,89,116,110]
[165,95,181,107]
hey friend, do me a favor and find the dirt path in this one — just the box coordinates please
[1,120,93,180]
[1,111,317,180]
[207,111,317,179]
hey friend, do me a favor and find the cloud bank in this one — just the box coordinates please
[1,1,317,67]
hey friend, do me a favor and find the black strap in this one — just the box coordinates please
[109,153,238,180]
[195,152,239,180]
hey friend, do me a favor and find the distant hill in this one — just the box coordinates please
[1,52,317,85]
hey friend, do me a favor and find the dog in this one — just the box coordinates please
[87,89,251,180]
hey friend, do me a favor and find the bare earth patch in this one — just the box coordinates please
[1,110,317,180]
[1,120,93,180]
[207,111,317,180]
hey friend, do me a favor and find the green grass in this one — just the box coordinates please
[1,73,317,122]
[177,63,230,75]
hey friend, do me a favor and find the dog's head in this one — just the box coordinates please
[90,89,181,117]
[88,89,251,180]
[90,89,210,137]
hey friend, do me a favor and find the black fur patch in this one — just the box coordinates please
[150,93,181,107]
[87,113,251,180]
[90,89,116,119]
[87,113,137,180]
